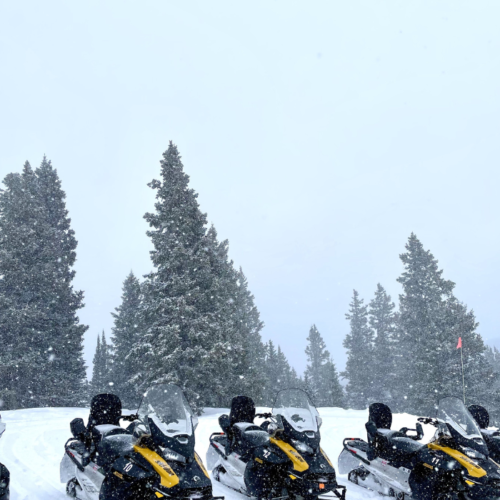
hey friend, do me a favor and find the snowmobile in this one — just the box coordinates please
[0,414,10,500]
[207,388,346,500]
[468,404,500,464]
[61,384,221,500]
[338,397,500,499]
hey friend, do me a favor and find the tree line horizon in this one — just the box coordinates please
[1,143,499,419]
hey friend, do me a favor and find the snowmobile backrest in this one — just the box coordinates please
[88,393,122,430]
[219,414,230,434]
[70,418,87,439]
[229,396,256,427]
[469,404,489,429]
[369,403,392,430]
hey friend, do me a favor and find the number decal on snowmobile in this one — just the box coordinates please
[124,462,133,472]
[427,443,487,478]
[270,438,309,472]
[133,445,180,487]
[263,450,271,458]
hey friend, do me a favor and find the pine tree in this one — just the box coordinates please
[109,271,143,409]
[304,325,331,406]
[138,143,250,412]
[262,342,300,405]
[342,290,374,409]
[0,158,87,408]
[395,234,456,413]
[322,359,345,408]
[263,340,280,405]
[369,284,397,405]
[225,269,267,404]
[90,332,111,395]
[393,233,495,414]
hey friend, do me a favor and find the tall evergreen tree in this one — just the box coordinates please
[322,359,345,408]
[342,290,374,409]
[394,233,493,414]
[304,325,331,406]
[90,331,111,395]
[138,143,250,411]
[263,340,280,404]
[229,269,267,404]
[369,284,397,405]
[0,158,87,408]
[109,271,143,408]
[262,341,300,405]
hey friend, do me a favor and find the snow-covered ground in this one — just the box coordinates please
[0,406,435,499]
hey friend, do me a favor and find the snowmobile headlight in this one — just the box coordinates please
[291,439,314,454]
[461,447,486,461]
[161,446,187,463]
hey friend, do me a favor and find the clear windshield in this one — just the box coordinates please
[437,397,482,439]
[139,384,194,437]
[273,388,318,432]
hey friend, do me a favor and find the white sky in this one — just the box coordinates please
[1,1,500,377]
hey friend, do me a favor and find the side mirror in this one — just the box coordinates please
[70,418,87,439]
[219,414,230,434]
[416,423,424,440]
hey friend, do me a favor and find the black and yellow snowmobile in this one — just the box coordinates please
[61,384,222,500]
[339,396,500,499]
[207,388,346,500]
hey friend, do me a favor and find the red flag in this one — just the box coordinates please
[457,337,462,349]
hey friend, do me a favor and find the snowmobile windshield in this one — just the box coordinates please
[139,384,194,437]
[437,397,482,440]
[273,389,319,433]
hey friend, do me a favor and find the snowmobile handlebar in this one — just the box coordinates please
[255,412,272,419]
[121,413,138,422]
[417,417,439,427]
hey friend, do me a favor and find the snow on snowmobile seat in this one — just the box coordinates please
[469,404,489,430]
[95,433,135,468]
[88,393,123,430]
[229,396,256,427]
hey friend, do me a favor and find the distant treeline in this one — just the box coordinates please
[1,145,498,420]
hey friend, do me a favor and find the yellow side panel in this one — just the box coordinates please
[133,445,180,488]
[427,443,487,478]
[195,452,210,478]
[270,438,309,472]
[320,447,333,468]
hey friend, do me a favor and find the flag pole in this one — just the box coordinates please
[460,346,465,404]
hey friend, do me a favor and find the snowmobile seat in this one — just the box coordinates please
[95,433,135,468]
[469,404,489,430]
[390,436,424,455]
[91,424,130,446]
[88,393,123,431]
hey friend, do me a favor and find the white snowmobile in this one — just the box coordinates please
[61,384,220,500]
[0,414,9,500]
[207,388,346,500]
[338,397,500,499]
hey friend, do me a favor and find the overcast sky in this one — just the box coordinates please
[1,1,500,378]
